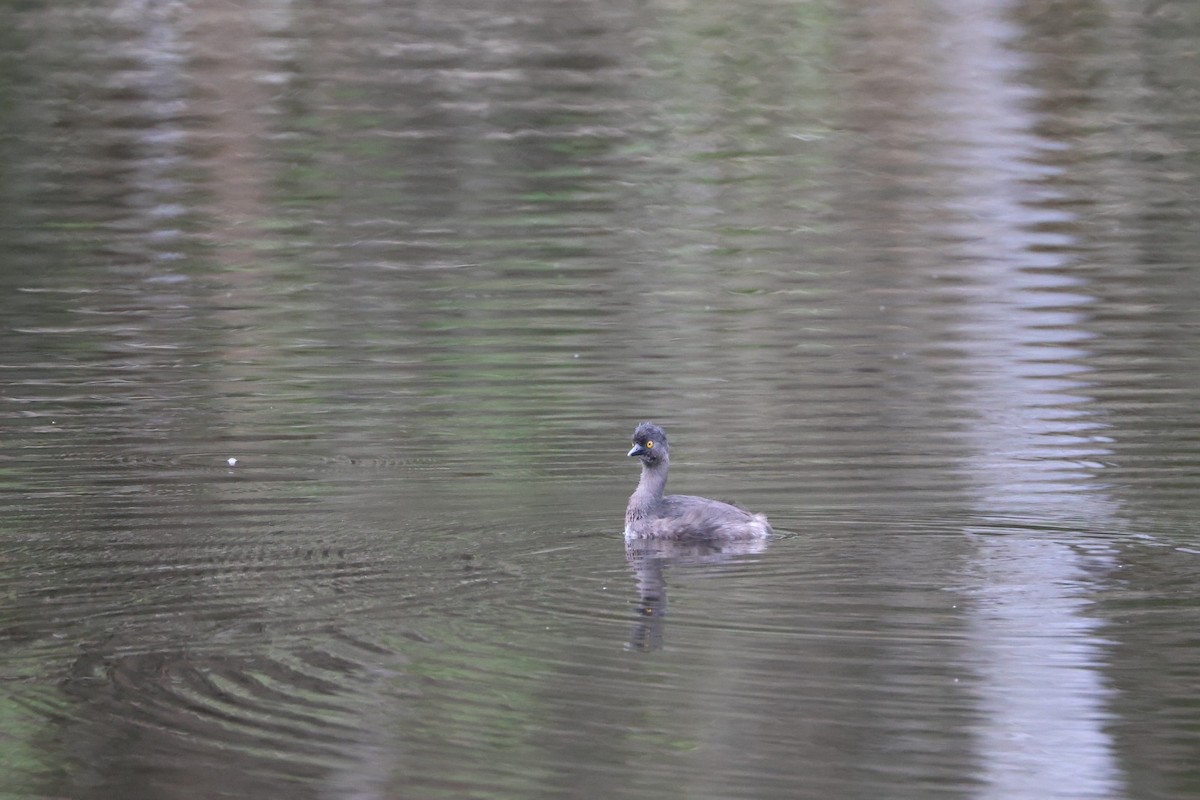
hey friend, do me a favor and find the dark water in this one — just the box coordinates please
[2,1,1200,798]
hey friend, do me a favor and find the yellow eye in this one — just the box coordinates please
[645,440,654,449]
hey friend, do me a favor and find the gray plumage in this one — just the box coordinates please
[624,422,771,541]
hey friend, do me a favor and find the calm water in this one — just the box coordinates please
[2,1,1200,798]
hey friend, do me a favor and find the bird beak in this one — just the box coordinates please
[628,443,646,458]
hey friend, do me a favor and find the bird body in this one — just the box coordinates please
[624,422,771,541]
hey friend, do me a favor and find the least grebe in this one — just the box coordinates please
[624,422,772,541]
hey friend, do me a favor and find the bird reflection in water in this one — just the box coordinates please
[625,536,769,651]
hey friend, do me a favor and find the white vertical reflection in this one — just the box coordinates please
[931,1,1123,798]
[108,0,190,262]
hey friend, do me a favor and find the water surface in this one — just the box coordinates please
[3,1,1200,798]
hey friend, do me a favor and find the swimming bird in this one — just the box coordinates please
[624,422,771,541]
